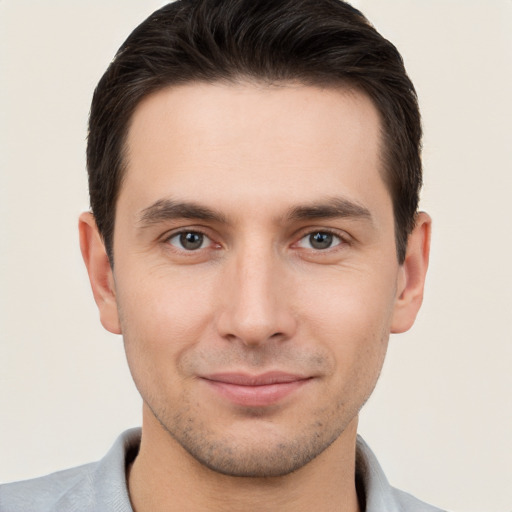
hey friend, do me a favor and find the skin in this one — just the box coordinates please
[80,82,430,512]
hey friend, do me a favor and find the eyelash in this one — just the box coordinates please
[162,227,350,255]
[294,229,348,252]
[164,229,218,252]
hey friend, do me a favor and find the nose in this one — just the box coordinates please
[216,242,297,347]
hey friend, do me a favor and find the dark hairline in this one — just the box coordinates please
[107,77,399,264]
[87,0,421,268]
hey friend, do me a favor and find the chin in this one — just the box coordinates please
[161,413,348,478]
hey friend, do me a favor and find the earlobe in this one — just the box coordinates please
[391,212,431,334]
[79,212,122,335]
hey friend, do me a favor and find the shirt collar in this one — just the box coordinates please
[88,429,407,512]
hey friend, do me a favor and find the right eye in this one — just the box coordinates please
[167,231,211,251]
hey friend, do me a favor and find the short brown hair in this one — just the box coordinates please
[87,0,422,263]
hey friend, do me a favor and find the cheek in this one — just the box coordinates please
[119,261,216,333]
[298,267,396,369]
[303,288,391,414]
[115,266,217,384]
[301,264,397,326]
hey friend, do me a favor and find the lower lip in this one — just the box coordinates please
[203,379,310,407]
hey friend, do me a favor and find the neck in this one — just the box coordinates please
[128,410,361,512]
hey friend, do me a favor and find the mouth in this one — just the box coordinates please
[200,371,313,407]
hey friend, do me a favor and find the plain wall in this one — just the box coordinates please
[1,2,511,511]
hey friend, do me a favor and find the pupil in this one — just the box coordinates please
[180,232,203,250]
[310,232,332,249]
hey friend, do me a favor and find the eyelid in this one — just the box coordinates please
[159,225,351,254]
[161,227,221,251]
[292,227,352,250]
[169,232,209,250]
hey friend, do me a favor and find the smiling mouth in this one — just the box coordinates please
[200,372,313,407]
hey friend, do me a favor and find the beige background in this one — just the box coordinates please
[1,1,511,511]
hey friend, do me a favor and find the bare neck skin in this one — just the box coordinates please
[127,408,361,512]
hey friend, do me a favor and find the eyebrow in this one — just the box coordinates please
[286,197,372,223]
[138,199,228,227]
[138,195,372,228]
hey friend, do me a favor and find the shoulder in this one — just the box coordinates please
[0,462,97,512]
[0,428,140,512]
[390,486,448,512]
[356,435,448,512]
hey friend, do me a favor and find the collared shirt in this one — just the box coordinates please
[0,428,446,511]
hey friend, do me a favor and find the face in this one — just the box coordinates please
[83,82,426,477]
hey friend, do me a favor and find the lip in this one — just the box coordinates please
[200,372,312,407]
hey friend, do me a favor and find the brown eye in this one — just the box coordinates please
[168,231,208,250]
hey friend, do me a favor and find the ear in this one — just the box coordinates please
[391,212,431,333]
[79,212,121,334]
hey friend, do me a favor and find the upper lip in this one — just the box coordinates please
[201,371,311,386]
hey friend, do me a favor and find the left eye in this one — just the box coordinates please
[297,231,342,250]
[168,231,211,251]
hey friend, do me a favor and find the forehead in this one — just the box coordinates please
[121,81,388,219]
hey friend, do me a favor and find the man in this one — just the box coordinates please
[0,0,442,510]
